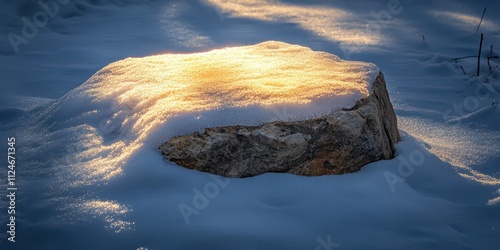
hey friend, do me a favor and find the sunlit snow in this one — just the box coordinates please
[2,0,500,249]
[203,0,382,50]
[28,41,378,185]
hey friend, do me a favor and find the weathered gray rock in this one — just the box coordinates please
[160,72,399,178]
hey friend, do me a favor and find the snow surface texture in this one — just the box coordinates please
[20,41,377,184]
[1,0,500,249]
[202,0,382,50]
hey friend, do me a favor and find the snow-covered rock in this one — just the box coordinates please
[161,70,400,177]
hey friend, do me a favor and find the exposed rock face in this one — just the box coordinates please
[160,72,399,178]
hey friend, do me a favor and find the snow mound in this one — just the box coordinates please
[29,41,378,184]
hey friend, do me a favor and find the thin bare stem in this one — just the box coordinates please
[452,55,477,62]
[476,8,487,33]
[477,33,484,76]
[460,66,467,75]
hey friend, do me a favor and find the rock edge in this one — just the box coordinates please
[160,72,400,178]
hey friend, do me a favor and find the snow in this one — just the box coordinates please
[83,40,377,111]
[1,0,500,249]
[14,41,377,184]
[201,0,382,50]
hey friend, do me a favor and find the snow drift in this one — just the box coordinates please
[26,41,379,183]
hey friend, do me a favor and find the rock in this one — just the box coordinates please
[160,72,400,178]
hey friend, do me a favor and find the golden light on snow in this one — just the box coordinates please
[67,41,377,184]
[84,200,130,215]
[80,200,134,233]
[398,117,500,186]
[431,11,499,32]
[202,0,381,48]
[98,42,374,108]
